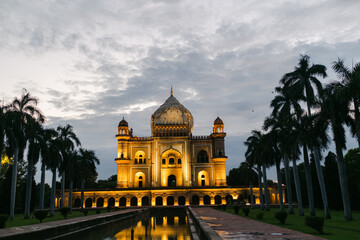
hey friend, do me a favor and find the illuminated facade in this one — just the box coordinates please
[60,89,283,208]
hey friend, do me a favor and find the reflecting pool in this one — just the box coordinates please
[65,208,192,240]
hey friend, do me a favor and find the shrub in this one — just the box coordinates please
[34,210,48,223]
[233,206,240,214]
[81,209,89,216]
[96,210,101,214]
[275,211,287,224]
[0,214,9,229]
[59,207,71,219]
[107,206,113,212]
[217,205,222,210]
[256,212,264,219]
[221,204,227,211]
[305,216,324,234]
[242,208,250,216]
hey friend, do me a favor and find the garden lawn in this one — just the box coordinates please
[223,207,360,240]
[3,210,98,228]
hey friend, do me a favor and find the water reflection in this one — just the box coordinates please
[113,215,191,240]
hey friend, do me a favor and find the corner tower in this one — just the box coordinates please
[211,116,228,186]
[115,117,131,188]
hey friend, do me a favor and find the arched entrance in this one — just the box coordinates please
[203,195,211,205]
[74,198,81,208]
[96,197,104,207]
[167,196,174,206]
[191,195,199,205]
[142,196,150,206]
[119,197,126,206]
[108,197,115,207]
[130,197,138,206]
[168,175,176,187]
[85,198,92,208]
[156,196,163,206]
[178,196,186,205]
[225,194,233,205]
[215,195,222,205]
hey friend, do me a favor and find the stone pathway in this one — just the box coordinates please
[192,208,325,240]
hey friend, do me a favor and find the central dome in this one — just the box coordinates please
[151,90,194,136]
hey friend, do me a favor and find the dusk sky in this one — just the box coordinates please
[1,0,360,183]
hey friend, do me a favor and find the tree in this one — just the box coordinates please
[319,83,353,220]
[66,150,80,213]
[280,54,330,218]
[9,91,45,219]
[245,130,270,210]
[39,128,58,211]
[57,124,81,208]
[344,148,360,210]
[78,148,99,209]
[332,59,360,148]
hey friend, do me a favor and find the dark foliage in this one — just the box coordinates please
[305,216,324,234]
[275,211,288,224]
[0,214,8,228]
[34,210,48,223]
[81,209,88,216]
[59,207,70,219]
[242,208,250,216]
[233,206,240,214]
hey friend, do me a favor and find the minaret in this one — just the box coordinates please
[115,117,131,188]
[211,116,227,186]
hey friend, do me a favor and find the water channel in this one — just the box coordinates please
[63,208,192,240]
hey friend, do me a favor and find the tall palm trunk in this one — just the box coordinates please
[24,157,33,218]
[292,158,304,216]
[354,100,360,148]
[10,148,19,221]
[313,148,331,218]
[257,165,264,210]
[276,161,284,211]
[39,161,46,210]
[283,155,294,214]
[303,145,315,216]
[262,164,270,211]
[334,140,353,220]
[61,171,65,207]
[250,181,254,209]
[69,180,73,213]
[307,103,331,219]
[81,179,85,209]
[50,168,56,216]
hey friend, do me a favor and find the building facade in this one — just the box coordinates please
[60,90,282,208]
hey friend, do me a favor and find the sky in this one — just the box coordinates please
[1,0,360,184]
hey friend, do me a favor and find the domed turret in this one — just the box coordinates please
[118,117,128,127]
[151,88,194,137]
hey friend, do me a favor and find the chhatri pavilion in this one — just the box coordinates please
[60,89,282,208]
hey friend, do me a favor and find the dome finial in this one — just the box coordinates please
[171,86,173,96]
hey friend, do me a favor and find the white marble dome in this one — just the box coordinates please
[152,94,194,130]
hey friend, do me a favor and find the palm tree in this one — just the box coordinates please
[78,148,99,209]
[238,162,258,208]
[66,150,80,213]
[24,119,43,218]
[8,91,45,220]
[57,124,81,208]
[332,59,360,148]
[39,128,58,211]
[48,138,62,216]
[264,113,295,214]
[0,103,9,175]
[245,130,265,210]
[280,54,330,218]
[320,83,353,220]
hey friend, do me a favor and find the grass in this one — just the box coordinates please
[3,210,98,228]
[223,207,360,240]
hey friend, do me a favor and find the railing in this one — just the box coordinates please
[191,135,211,140]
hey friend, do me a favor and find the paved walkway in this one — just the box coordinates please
[192,208,325,240]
